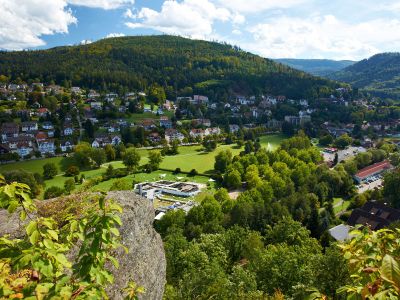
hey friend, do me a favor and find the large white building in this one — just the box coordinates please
[135,181,202,200]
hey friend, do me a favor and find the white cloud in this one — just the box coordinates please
[246,15,400,60]
[216,0,306,14]
[67,0,134,9]
[125,0,239,38]
[0,0,76,50]
[232,29,242,35]
[105,32,126,38]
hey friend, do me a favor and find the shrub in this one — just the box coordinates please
[174,168,181,174]
[65,165,80,177]
[43,162,58,179]
[44,186,64,199]
[189,169,198,176]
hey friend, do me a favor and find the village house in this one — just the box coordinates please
[37,139,55,155]
[63,124,74,136]
[1,123,19,142]
[42,122,54,130]
[190,129,205,139]
[71,87,81,94]
[7,135,34,157]
[90,102,102,110]
[191,95,209,106]
[229,124,240,133]
[88,90,100,99]
[159,116,172,129]
[60,140,74,152]
[267,119,283,129]
[35,132,48,142]
[21,121,38,133]
[192,119,211,127]
[148,132,161,143]
[92,134,122,148]
[164,129,185,143]
[105,93,118,102]
[138,119,156,130]
[36,108,50,118]
[205,127,221,136]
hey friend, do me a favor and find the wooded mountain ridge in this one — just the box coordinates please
[0,35,345,100]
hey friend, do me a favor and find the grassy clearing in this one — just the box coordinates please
[0,156,67,174]
[1,134,286,198]
[333,197,351,214]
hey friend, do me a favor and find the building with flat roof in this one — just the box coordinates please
[135,181,202,200]
[354,160,393,183]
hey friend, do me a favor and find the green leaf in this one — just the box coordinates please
[29,230,40,245]
[109,227,120,237]
[26,221,37,235]
[381,254,400,288]
[47,230,58,241]
[7,200,19,213]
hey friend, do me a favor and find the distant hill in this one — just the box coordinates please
[275,59,356,76]
[329,53,400,99]
[0,35,346,100]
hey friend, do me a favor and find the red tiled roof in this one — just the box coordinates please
[355,160,393,179]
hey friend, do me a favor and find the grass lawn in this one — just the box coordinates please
[0,156,71,174]
[333,197,351,214]
[1,134,286,198]
[258,134,287,151]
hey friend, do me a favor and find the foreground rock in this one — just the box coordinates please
[0,191,166,300]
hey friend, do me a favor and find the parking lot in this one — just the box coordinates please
[357,176,383,193]
[323,146,367,164]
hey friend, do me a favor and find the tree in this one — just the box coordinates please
[383,169,400,208]
[105,144,116,161]
[123,148,141,172]
[65,165,80,177]
[148,151,163,171]
[319,134,334,146]
[91,148,106,168]
[202,139,217,152]
[334,134,352,149]
[73,142,92,168]
[214,150,232,173]
[2,169,42,197]
[224,169,242,189]
[64,178,75,194]
[43,162,58,179]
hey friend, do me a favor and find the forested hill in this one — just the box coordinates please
[0,35,346,99]
[275,58,355,76]
[329,52,400,99]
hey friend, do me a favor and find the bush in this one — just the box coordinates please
[173,168,181,174]
[43,162,58,179]
[189,169,198,177]
[44,186,64,199]
[65,165,80,177]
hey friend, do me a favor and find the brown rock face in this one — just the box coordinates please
[0,191,166,300]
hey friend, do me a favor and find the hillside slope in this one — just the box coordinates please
[0,35,345,99]
[329,53,400,99]
[275,58,355,76]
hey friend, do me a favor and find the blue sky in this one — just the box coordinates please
[2,0,400,60]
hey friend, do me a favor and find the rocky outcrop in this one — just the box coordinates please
[0,191,166,300]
